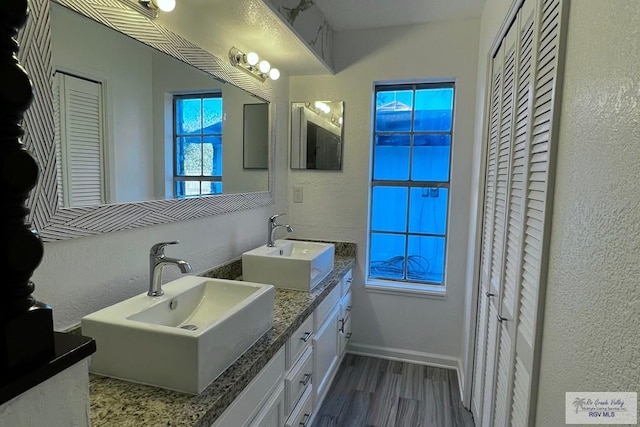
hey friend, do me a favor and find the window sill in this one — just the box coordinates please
[364,280,447,300]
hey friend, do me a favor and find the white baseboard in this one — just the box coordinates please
[347,342,464,402]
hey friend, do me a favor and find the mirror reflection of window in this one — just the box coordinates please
[173,93,223,198]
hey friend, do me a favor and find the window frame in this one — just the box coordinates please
[173,92,223,198]
[366,81,455,297]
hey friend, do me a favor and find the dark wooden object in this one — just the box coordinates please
[0,0,55,376]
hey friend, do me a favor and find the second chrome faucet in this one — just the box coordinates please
[148,241,192,297]
[267,213,294,247]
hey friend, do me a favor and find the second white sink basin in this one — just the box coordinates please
[81,276,274,394]
[242,240,335,291]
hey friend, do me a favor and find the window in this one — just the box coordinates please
[368,82,454,287]
[173,93,223,198]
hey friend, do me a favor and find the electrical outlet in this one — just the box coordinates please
[293,187,303,203]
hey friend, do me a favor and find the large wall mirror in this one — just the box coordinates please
[18,0,276,240]
[290,101,344,170]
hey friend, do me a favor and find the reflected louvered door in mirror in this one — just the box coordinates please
[471,0,566,425]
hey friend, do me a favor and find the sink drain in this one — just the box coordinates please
[180,324,198,331]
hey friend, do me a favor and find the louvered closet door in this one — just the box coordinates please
[471,39,503,421]
[510,0,564,425]
[490,20,518,427]
[492,0,536,425]
[477,21,518,427]
[57,72,105,207]
[471,0,565,425]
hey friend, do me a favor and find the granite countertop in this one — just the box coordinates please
[90,249,355,427]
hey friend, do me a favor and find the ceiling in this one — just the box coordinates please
[171,0,487,78]
[314,0,487,31]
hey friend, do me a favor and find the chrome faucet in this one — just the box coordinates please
[148,241,192,297]
[267,213,294,247]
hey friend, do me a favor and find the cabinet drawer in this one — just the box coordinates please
[341,269,353,296]
[339,291,352,321]
[286,315,313,369]
[285,386,313,427]
[284,346,313,415]
[314,284,341,328]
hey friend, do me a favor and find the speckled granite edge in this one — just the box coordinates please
[200,258,242,280]
[89,254,355,427]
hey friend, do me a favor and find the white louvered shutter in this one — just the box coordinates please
[57,72,105,207]
[511,0,564,425]
[472,0,566,425]
[491,20,518,427]
[471,43,503,420]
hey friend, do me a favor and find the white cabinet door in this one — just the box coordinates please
[211,348,284,427]
[338,291,352,356]
[249,383,285,427]
[313,304,340,406]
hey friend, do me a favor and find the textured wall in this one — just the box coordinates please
[536,0,640,423]
[289,18,480,364]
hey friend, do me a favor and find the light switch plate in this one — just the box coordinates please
[293,187,303,203]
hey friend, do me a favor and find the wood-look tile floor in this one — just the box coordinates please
[312,354,475,427]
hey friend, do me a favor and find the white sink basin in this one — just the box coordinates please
[81,276,274,394]
[242,240,335,291]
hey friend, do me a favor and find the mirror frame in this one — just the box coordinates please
[18,0,275,241]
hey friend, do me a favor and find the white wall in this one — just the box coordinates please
[289,18,480,366]
[33,6,289,331]
[536,0,640,423]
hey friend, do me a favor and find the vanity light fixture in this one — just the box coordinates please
[229,47,280,82]
[314,101,331,114]
[138,0,175,17]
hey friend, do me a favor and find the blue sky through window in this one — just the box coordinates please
[174,94,223,198]
[369,84,453,285]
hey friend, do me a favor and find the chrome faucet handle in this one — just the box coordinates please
[150,240,180,256]
[269,213,286,223]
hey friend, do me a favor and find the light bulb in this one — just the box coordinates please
[246,52,259,66]
[153,0,175,12]
[315,101,330,114]
[268,68,280,80]
[258,60,271,74]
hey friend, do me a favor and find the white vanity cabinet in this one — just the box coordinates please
[211,348,285,427]
[284,316,314,418]
[212,268,354,427]
[312,269,353,408]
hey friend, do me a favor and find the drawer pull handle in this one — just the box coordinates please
[300,331,312,342]
[346,332,352,340]
[339,318,345,333]
[300,373,312,386]
[300,413,312,427]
